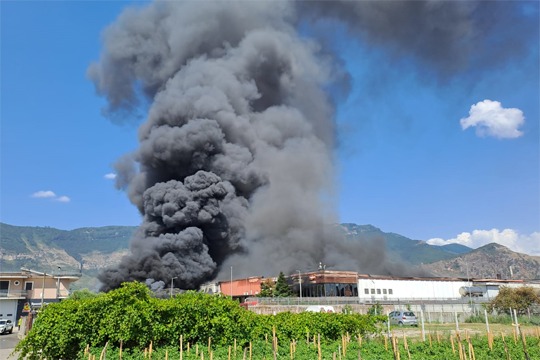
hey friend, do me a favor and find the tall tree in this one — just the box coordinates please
[274,272,292,297]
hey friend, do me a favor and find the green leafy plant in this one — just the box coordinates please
[15,281,384,359]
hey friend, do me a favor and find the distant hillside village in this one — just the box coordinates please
[1,266,539,331]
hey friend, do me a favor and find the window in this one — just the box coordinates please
[364,288,369,295]
[383,289,387,295]
[370,288,375,294]
[0,281,8,296]
[25,282,33,291]
[388,289,393,295]
[377,289,381,294]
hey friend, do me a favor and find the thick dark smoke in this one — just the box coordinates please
[90,1,534,291]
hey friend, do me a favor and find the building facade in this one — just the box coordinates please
[0,268,81,324]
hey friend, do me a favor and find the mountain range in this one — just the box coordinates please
[1,222,538,291]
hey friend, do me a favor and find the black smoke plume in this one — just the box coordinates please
[90,1,535,291]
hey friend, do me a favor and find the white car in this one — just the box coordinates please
[0,319,14,335]
[388,311,418,326]
[304,305,335,313]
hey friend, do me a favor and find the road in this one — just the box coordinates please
[0,329,20,359]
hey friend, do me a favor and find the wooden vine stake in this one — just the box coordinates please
[208,337,212,355]
[290,341,293,360]
[520,327,531,360]
[456,332,464,360]
[99,341,108,360]
[317,334,322,360]
[403,333,411,360]
[450,334,455,355]
[180,335,183,360]
[501,332,511,360]
[243,347,247,360]
[487,331,493,351]
[164,349,168,360]
[119,339,123,360]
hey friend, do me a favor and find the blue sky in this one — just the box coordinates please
[1,1,539,255]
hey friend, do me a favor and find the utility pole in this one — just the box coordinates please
[41,271,46,308]
[297,270,302,301]
[170,277,177,298]
[56,267,61,299]
[230,266,233,299]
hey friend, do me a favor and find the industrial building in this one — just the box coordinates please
[210,269,537,303]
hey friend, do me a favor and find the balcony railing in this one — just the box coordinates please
[0,289,29,298]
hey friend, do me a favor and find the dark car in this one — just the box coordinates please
[388,311,418,326]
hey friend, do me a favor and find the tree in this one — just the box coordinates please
[258,279,275,297]
[69,289,98,300]
[367,302,384,316]
[487,286,540,315]
[274,272,292,297]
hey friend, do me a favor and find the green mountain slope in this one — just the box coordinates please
[1,222,478,289]
[423,243,540,280]
[0,223,136,290]
[339,223,472,265]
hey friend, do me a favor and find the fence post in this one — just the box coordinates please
[420,309,426,342]
[513,309,520,335]
[484,309,490,334]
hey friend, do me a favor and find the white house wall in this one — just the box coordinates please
[358,279,470,301]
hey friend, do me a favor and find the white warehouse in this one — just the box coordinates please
[357,274,529,302]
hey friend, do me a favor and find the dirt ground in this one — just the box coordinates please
[385,322,539,340]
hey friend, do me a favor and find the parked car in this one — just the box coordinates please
[0,319,13,334]
[305,305,335,313]
[388,311,418,326]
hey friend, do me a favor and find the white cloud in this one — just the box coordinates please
[31,190,70,203]
[104,173,117,180]
[427,229,540,256]
[460,99,524,139]
[31,190,56,198]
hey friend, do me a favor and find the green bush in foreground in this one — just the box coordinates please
[15,282,383,360]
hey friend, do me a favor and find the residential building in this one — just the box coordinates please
[0,268,81,324]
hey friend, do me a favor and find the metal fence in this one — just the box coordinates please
[244,297,540,322]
